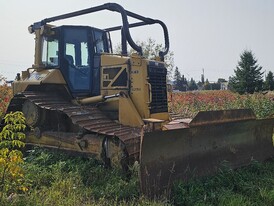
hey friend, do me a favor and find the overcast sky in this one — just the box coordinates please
[0,0,273,82]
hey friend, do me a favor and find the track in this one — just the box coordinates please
[8,91,141,163]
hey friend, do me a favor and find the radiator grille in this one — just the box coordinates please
[147,62,168,114]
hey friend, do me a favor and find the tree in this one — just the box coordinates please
[173,67,182,90]
[188,78,198,91]
[0,112,27,200]
[229,50,264,94]
[217,78,227,84]
[181,75,188,91]
[173,67,188,91]
[138,38,174,76]
[196,81,204,90]
[201,74,205,85]
[115,38,174,80]
[264,71,274,91]
[201,69,205,84]
[203,79,210,90]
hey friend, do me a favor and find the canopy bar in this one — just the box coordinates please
[30,3,169,58]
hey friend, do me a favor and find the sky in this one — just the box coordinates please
[0,0,273,82]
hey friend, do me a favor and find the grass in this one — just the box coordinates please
[2,148,166,206]
[172,160,274,206]
[0,147,273,206]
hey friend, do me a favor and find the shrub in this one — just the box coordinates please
[0,112,27,201]
[0,75,12,119]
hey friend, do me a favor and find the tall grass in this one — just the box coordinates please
[172,160,274,205]
[2,148,167,206]
[1,147,273,205]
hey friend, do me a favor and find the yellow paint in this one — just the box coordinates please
[101,53,169,127]
[119,92,144,127]
[33,24,55,69]
[12,69,66,95]
[151,112,170,121]
[129,56,150,118]
[41,69,66,84]
[26,132,104,159]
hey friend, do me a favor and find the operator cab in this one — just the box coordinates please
[41,25,111,97]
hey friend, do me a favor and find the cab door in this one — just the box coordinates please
[61,26,92,97]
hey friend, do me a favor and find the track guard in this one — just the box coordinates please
[140,109,274,197]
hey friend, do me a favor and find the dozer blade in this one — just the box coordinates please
[140,109,274,197]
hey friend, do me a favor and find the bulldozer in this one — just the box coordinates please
[2,3,274,197]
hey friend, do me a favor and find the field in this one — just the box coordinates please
[170,90,274,118]
[0,85,274,205]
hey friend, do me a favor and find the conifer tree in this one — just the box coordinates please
[229,50,263,94]
[264,71,274,91]
[173,67,182,90]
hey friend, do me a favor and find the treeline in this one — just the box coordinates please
[173,50,274,93]
[173,67,228,91]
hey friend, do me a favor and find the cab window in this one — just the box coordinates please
[42,37,59,67]
[94,30,108,53]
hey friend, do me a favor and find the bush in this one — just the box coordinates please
[0,112,27,201]
[0,75,12,119]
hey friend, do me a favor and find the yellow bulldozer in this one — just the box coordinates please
[2,3,274,197]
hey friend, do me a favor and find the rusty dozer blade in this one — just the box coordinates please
[140,109,274,197]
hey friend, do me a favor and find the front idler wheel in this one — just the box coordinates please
[22,100,45,127]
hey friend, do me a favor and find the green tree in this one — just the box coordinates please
[173,67,188,91]
[203,79,211,90]
[136,38,174,77]
[188,78,198,91]
[173,67,182,90]
[201,73,205,85]
[115,38,174,80]
[181,75,188,91]
[229,50,264,94]
[0,112,27,200]
[196,81,203,90]
[217,78,227,84]
[264,71,274,91]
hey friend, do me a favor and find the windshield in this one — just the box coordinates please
[42,37,59,67]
